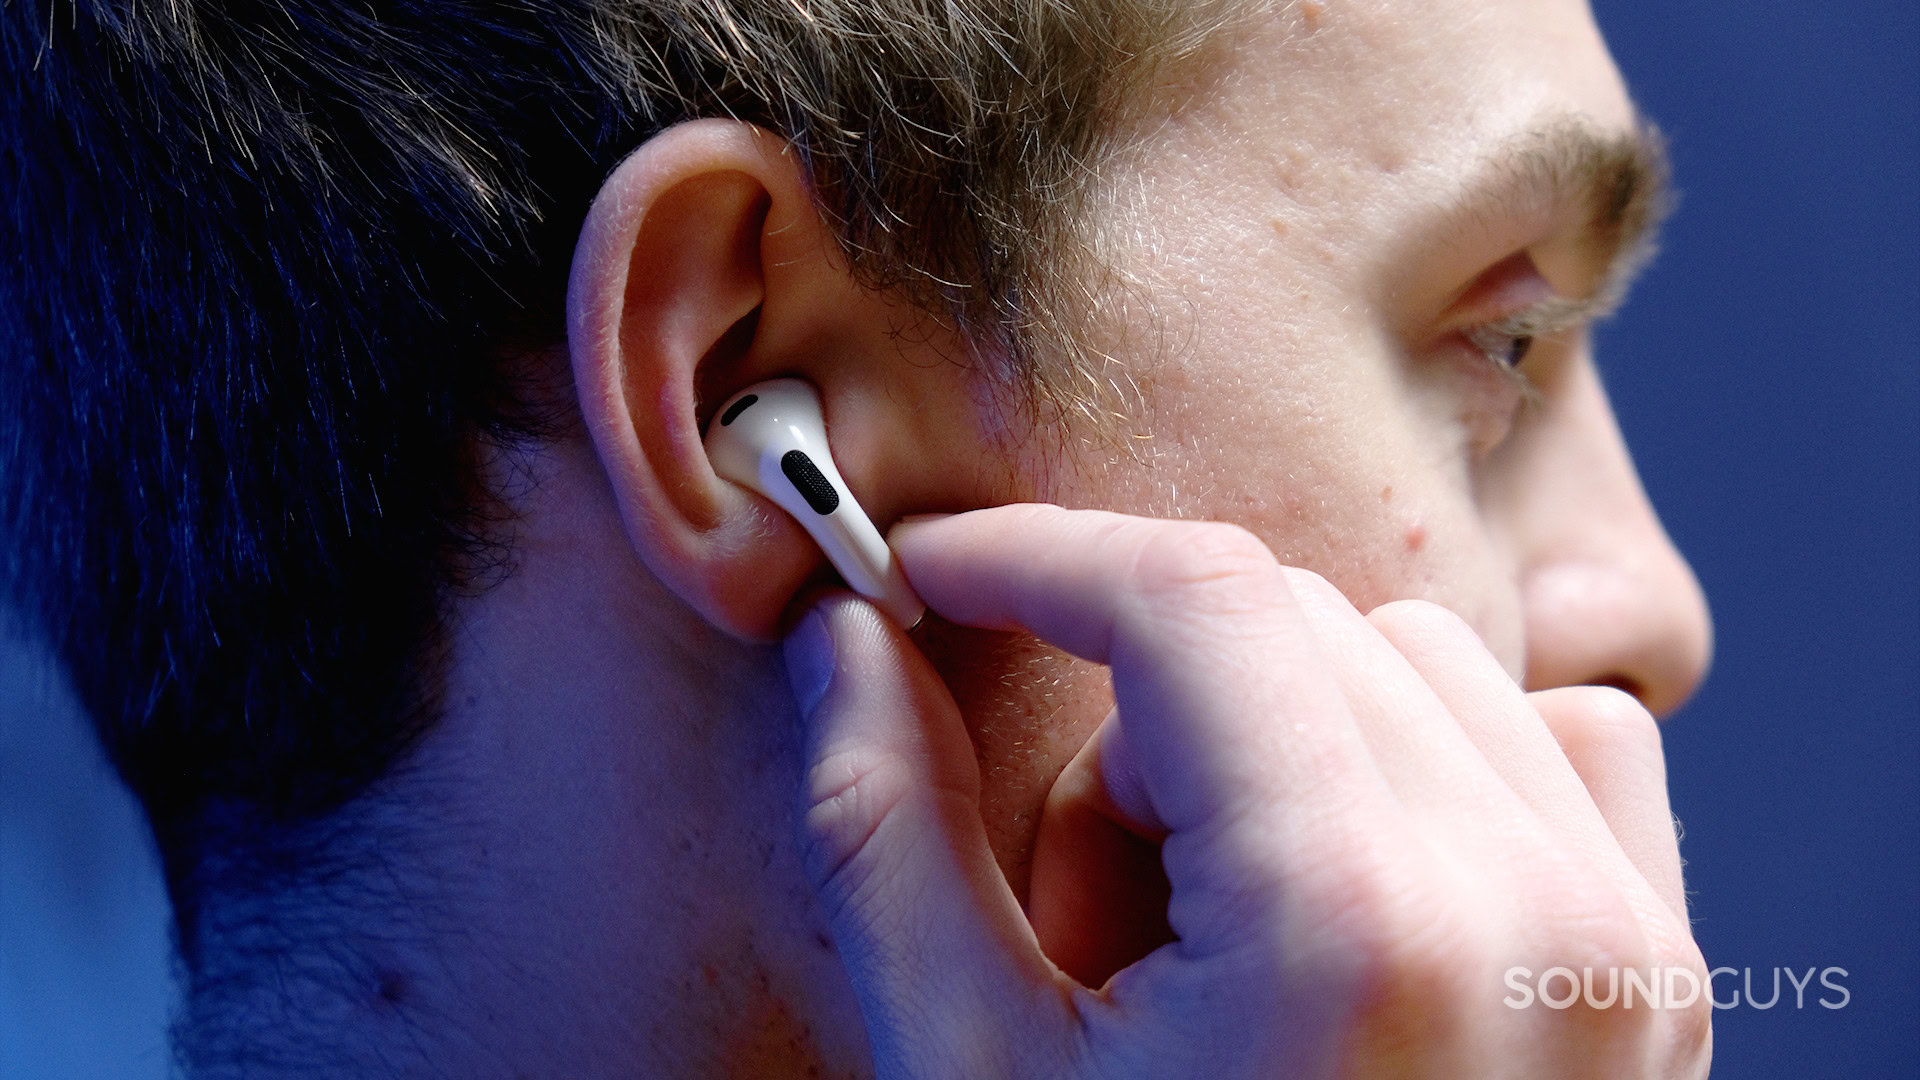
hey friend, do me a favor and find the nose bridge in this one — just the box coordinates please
[1492,359,1714,717]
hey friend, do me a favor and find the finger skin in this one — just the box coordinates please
[1529,685,1690,923]
[892,504,1405,1072]
[868,506,1708,1079]
[1365,600,1652,887]
[1029,715,1174,989]
[1363,605,1708,1075]
[891,504,1389,847]
[1277,571,1532,824]
[787,591,1070,1077]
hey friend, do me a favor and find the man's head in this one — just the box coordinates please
[1,0,1711,1074]
[0,0,1225,920]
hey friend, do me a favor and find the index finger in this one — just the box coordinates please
[890,504,1388,864]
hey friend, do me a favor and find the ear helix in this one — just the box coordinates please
[703,379,925,629]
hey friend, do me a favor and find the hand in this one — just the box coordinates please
[783,504,1710,1079]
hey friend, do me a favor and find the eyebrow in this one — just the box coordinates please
[1449,118,1675,333]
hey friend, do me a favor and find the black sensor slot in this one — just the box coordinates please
[780,450,840,515]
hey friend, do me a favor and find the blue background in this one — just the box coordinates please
[1594,1,1919,1075]
[2,1,1915,1076]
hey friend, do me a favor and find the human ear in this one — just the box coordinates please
[565,119,902,639]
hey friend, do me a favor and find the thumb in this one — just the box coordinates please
[784,593,1071,1077]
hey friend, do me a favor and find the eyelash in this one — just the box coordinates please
[1463,320,1544,402]
[1458,293,1595,400]
[1467,324,1536,370]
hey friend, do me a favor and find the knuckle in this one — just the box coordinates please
[1365,917,1482,1011]
[1549,903,1650,980]
[1299,857,1483,1028]
[1346,914,1485,1055]
[1525,862,1669,1041]
[1367,597,1476,648]
[799,745,916,909]
[1276,564,1346,608]
[1524,844,1652,971]
[1554,685,1664,762]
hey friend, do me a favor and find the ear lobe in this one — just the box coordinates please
[566,119,830,640]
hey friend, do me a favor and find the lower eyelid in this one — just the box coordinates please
[1440,336,1536,458]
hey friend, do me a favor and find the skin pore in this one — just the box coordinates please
[290,0,1714,1076]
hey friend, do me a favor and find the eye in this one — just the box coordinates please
[1439,251,1593,398]
[1448,317,1545,457]
[1455,315,1547,405]
[1465,324,1537,371]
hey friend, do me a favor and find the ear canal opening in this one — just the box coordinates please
[692,306,763,432]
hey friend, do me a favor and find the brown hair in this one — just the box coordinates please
[0,0,1236,957]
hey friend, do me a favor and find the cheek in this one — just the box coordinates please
[916,618,1114,900]
[1068,363,1528,676]
[951,361,1533,886]
[1246,465,1529,679]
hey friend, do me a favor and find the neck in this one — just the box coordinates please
[178,438,872,1078]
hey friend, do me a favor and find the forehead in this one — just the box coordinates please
[1189,0,1634,137]
[1099,0,1641,344]
[1127,0,1636,235]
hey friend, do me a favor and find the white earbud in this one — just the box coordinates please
[703,378,925,629]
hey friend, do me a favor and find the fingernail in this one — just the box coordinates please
[784,608,836,718]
